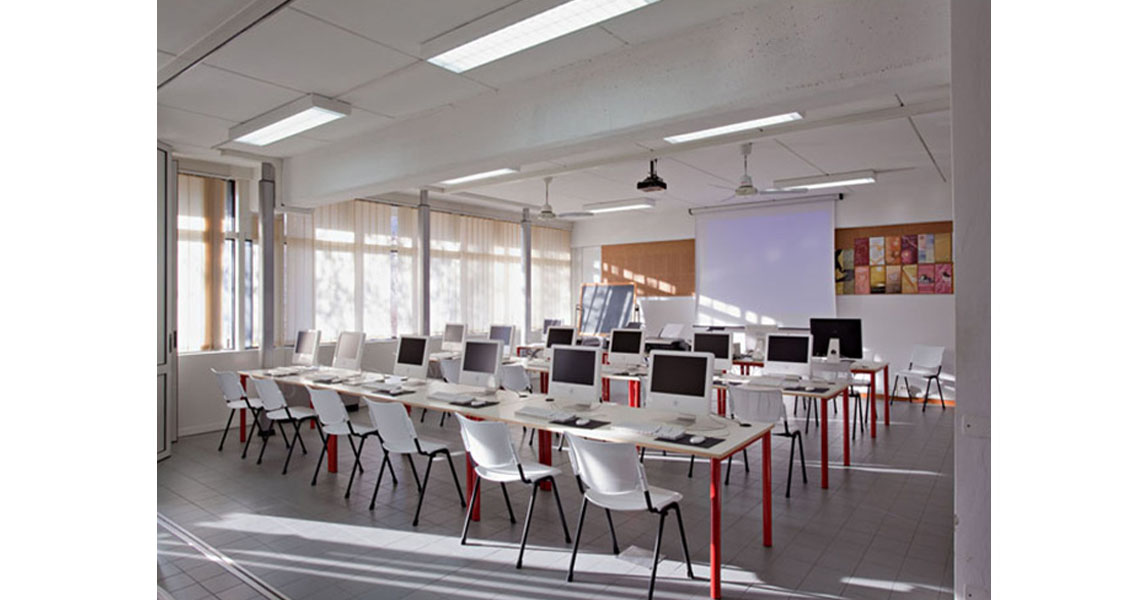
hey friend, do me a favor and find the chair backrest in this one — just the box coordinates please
[308,387,349,427]
[212,369,245,402]
[364,398,419,448]
[251,377,287,411]
[910,345,945,370]
[499,363,531,392]
[440,357,461,384]
[728,386,787,425]
[566,434,649,496]
[456,414,519,471]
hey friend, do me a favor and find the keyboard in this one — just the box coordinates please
[515,406,575,422]
[428,391,475,403]
[367,382,404,394]
[610,421,686,440]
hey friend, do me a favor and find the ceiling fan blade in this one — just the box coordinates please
[558,211,594,218]
[708,183,735,191]
[757,188,809,194]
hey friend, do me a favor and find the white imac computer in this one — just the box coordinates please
[607,328,645,368]
[542,318,562,334]
[292,330,321,366]
[442,323,466,353]
[332,331,366,371]
[548,345,602,408]
[488,324,515,358]
[646,350,714,423]
[763,333,813,378]
[392,335,429,379]
[459,339,502,389]
[544,325,577,356]
[692,332,733,372]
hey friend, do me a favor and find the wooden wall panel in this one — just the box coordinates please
[601,239,695,297]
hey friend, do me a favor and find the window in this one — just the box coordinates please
[430,211,524,335]
[176,174,236,352]
[532,226,573,331]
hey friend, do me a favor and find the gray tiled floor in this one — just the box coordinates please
[158,398,954,600]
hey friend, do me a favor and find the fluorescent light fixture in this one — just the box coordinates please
[584,197,656,214]
[663,112,803,144]
[230,94,349,146]
[427,0,661,73]
[439,168,518,185]
[774,170,876,191]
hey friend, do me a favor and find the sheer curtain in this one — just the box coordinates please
[283,211,315,344]
[176,174,227,351]
[532,225,573,332]
[430,211,524,334]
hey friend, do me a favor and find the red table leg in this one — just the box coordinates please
[843,388,850,467]
[466,453,480,521]
[819,397,829,489]
[716,388,726,416]
[709,457,722,599]
[327,434,338,473]
[538,430,552,491]
[540,372,548,394]
[883,365,890,427]
[870,369,877,439]
[239,374,248,443]
[762,431,772,547]
[602,379,609,403]
[628,379,640,408]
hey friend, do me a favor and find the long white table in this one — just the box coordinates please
[238,368,775,599]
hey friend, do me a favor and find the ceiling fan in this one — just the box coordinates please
[711,143,807,202]
[537,176,593,220]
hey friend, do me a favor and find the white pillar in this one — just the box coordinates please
[418,189,431,336]
[521,208,532,344]
[258,162,276,368]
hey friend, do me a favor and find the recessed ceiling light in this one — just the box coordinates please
[427,0,661,73]
[439,168,518,185]
[663,112,803,144]
[583,197,656,214]
[773,170,877,191]
[230,94,350,146]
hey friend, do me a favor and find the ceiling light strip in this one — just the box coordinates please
[439,168,519,185]
[773,170,876,191]
[664,112,803,144]
[228,94,350,147]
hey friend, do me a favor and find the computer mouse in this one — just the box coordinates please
[575,417,590,426]
[689,435,706,444]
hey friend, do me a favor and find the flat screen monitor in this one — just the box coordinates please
[607,328,644,368]
[332,331,366,371]
[442,323,466,352]
[764,333,812,378]
[393,335,429,379]
[292,330,321,366]
[647,351,713,420]
[549,345,602,406]
[693,332,732,371]
[545,325,577,348]
[488,325,515,356]
[809,318,863,359]
[543,318,562,334]
[459,339,502,388]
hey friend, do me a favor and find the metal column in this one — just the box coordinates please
[258,163,275,367]
[521,208,532,344]
[419,189,431,336]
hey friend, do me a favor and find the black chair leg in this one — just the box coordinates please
[673,505,695,579]
[549,478,572,543]
[218,409,235,451]
[501,482,517,524]
[798,433,808,483]
[406,455,422,492]
[311,431,329,486]
[687,455,695,478]
[278,422,291,450]
[368,452,392,510]
[345,437,365,498]
[241,409,262,459]
[922,378,932,412]
[724,454,733,486]
[905,377,915,404]
[647,511,667,600]
[604,509,619,554]
[639,447,646,462]
[439,410,447,427]
[420,407,427,423]
[460,478,481,545]
[443,452,466,507]
[281,421,302,475]
[256,425,271,465]
[567,496,589,582]
[786,434,795,498]
[743,447,750,473]
[936,378,945,409]
[516,483,541,568]
[412,457,434,526]
[891,375,899,406]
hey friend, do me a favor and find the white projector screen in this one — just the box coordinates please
[695,199,836,327]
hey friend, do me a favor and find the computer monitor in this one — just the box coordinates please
[542,318,562,334]
[442,323,466,353]
[607,328,644,368]
[549,345,602,407]
[659,323,684,339]
[292,330,321,366]
[393,335,429,379]
[809,318,863,359]
[459,339,502,388]
[545,325,577,348]
[625,321,643,329]
[646,350,714,421]
[692,332,732,371]
[332,331,366,371]
[764,333,812,378]
[488,324,515,357]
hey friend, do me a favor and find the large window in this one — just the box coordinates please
[430,211,524,335]
[532,225,573,331]
[176,174,235,352]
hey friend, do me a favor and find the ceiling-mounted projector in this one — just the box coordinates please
[636,158,667,192]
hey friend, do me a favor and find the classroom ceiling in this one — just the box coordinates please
[158,0,951,216]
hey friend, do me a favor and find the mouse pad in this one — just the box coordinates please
[448,399,500,408]
[657,435,724,448]
[554,418,609,429]
[785,386,831,393]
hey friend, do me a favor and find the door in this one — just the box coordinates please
[158,144,178,461]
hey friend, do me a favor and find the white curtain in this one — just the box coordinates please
[531,226,572,332]
[176,174,227,351]
[283,211,315,344]
[430,211,524,335]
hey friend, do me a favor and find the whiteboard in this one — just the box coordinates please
[638,296,696,339]
[578,283,636,335]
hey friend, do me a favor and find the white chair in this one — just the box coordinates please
[500,364,537,445]
[250,377,317,474]
[210,369,264,455]
[892,345,946,411]
[725,386,807,497]
[307,387,377,496]
[456,414,571,568]
[565,434,695,600]
[364,399,467,525]
[440,357,461,384]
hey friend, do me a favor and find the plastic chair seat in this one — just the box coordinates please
[897,367,938,379]
[265,406,316,421]
[586,485,681,512]
[383,437,450,456]
[320,420,375,436]
[475,460,561,483]
[226,398,263,410]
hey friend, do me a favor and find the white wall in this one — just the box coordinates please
[571,171,955,398]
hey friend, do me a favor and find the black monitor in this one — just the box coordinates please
[609,329,643,354]
[461,340,499,374]
[551,346,596,386]
[546,326,575,348]
[767,335,811,363]
[692,332,731,359]
[543,318,562,334]
[809,318,863,359]
[397,336,427,365]
[649,353,710,398]
[489,325,513,348]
